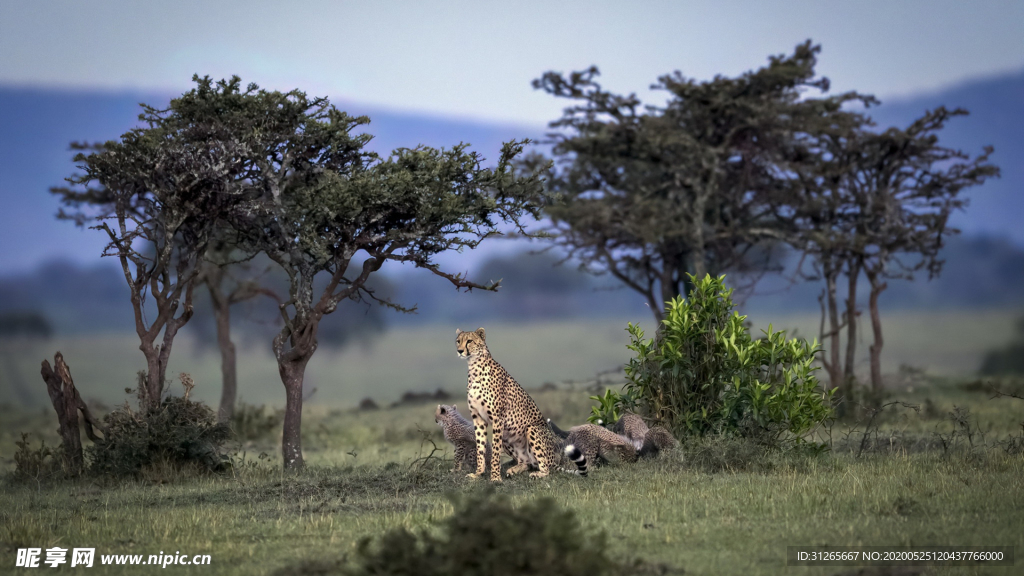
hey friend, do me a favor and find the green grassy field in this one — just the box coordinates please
[2,310,1022,575]
[2,381,1023,575]
[2,309,1019,412]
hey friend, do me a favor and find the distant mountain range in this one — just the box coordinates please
[1,68,1020,275]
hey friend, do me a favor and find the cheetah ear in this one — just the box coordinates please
[456,328,464,336]
[439,405,447,414]
[475,327,486,339]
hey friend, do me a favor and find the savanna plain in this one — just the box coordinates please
[2,311,1022,575]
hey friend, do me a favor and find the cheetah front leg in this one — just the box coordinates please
[489,415,505,483]
[467,408,488,479]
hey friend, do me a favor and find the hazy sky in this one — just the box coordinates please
[2,1,1022,124]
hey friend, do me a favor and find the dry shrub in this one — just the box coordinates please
[88,395,231,478]
[12,433,62,481]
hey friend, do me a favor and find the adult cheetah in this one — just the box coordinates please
[456,327,565,481]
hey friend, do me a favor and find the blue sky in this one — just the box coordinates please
[2,1,1022,124]
[0,1,1021,275]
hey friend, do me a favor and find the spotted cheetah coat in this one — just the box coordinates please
[456,328,560,481]
[435,403,514,474]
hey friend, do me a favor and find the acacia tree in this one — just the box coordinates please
[196,238,280,422]
[172,77,547,468]
[847,108,998,395]
[195,241,386,423]
[530,42,869,321]
[53,119,247,411]
[784,107,875,395]
[789,106,998,401]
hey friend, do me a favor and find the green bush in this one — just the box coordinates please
[624,274,834,444]
[231,402,284,441]
[343,490,623,576]
[88,393,231,478]
[586,388,639,425]
[12,433,61,481]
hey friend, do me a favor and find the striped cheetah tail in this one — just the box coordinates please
[564,444,588,477]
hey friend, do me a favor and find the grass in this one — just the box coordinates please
[2,381,1023,575]
[2,309,1020,411]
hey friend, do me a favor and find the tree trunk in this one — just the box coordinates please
[209,279,238,423]
[278,356,310,469]
[687,246,707,285]
[866,270,888,400]
[40,353,83,475]
[840,258,861,415]
[824,268,842,390]
[843,259,861,382]
[660,259,680,307]
[140,341,164,412]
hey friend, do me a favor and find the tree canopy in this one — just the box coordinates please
[54,75,549,467]
[155,76,548,467]
[530,41,872,321]
[52,98,251,410]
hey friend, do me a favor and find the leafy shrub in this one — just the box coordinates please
[88,394,231,478]
[624,274,834,444]
[12,433,61,481]
[587,388,638,425]
[343,490,626,576]
[230,402,284,441]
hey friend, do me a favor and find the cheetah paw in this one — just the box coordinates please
[466,472,483,479]
[529,471,549,479]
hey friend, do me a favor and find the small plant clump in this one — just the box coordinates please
[623,274,834,445]
[340,490,638,576]
[87,375,231,478]
[230,402,285,441]
[12,434,60,481]
[587,388,638,425]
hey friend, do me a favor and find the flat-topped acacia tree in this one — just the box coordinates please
[173,77,547,468]
[53,114,249,411]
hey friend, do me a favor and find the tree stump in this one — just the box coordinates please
[40,352,107,475]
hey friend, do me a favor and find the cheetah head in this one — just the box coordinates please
[435,403,458,425]
[455,328,487,358]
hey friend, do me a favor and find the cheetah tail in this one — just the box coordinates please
[564,444,588,477]
[547,417,570,439]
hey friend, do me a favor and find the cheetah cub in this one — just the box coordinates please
[547,419,637,470]
[613,411,679,456]
[435,403,483,473]
[456,327,565,481]
[435,403,514,474]
[564,423,638,469]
